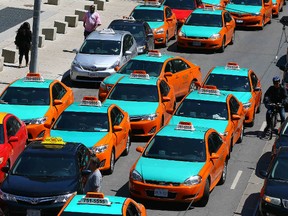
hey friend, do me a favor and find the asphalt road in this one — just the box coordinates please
[61,8,288,216]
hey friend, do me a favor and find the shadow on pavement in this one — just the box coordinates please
[61,70,100,89]
[240,193,260,216]
[255,151,271,179]
[115,181,130,197]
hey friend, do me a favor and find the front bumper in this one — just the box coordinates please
[231,14,262,27]
[259,199,288,216]
[26,124,46,141]
[177,36,223,50]
[130,117,160,137]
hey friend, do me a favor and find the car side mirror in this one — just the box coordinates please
[114,66,120,72]
[8,136,18,143]
[164,72,173,77]
[232,114,241,120]
[82,170,92,176]
[44,122,52,129]
[254,87,261,92]
[113,125,123,132]
[72,48,79,53]
[162,96,171,102]
[125,50,132,55]
[166,108,174,114]
[147,33,154,37]
[1,167,9,173]
[53,99,63,106]
[99,93,108,100]
[259,170,268,178]
[167,18,173,21]
[210,153,219,160]
[136,146,144,153]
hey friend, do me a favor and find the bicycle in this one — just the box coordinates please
[266,103,284,140]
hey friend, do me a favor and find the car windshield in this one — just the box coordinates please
[186,14,222,27]
[131,9,164,22]
[230,0,262,6]
[118,60,163,77]
[204,74,251,92]
[109,24,145,41]
[79,39,121,55]
[269,157,288,181]
[280,122,288,136]
[0,125,4,144]
[108,83,159,102]
[11,154,77,178]
[175,99,228,120]
[60,213,122,216]
[164,0,197,9]
[53,111,109,132]
[144,136,206,162]
[0,87,50,105]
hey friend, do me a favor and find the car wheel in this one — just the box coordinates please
[198,179,210,207]
[218,160,228,185]
[122,132,131,156]
[107,149,115,175]
[268,14,272,24]
[4,160,10,178]
[172,27,177,40]
[246,108,255,127]
[229,31,235,45]
[218,37,225,53]
[256,102,261,113]
[228,138,233,159]
[261,17,265,29]
[165,32,169,47]
[237,125,244,143]
[189,80,197,92]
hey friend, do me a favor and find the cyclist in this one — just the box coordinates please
[263,76,288,133]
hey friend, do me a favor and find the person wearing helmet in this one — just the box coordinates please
[263,76,288,133]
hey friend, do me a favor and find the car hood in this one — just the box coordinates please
[103,73,126,85]
[104,100,158,116]
[275,136,288,149]
[0,104,49,119]
[169,116,228,134]
[135,157,205,182]
[74,54,120,67]
[220,91,252,104]
[147,22,164,30]
[265,179,288,199]
[171,9,192,20]
[204,0,221,5]
[2,175,78,197]
[181,25,222,38]
[50,131,108,148]
[226,4,262,14]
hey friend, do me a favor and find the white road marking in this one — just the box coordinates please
[231,170,243,190]
[260,121,266,132]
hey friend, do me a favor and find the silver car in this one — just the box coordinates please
[70,29,138,82]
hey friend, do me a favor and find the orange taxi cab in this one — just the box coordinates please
[272,0,284,17]
[0,73,74,141]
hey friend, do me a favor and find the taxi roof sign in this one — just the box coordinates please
[225,62,240,70]
[99,28,116,34]
[80,96,102,107]
[138,0,161,5]
[203,5,215,10]
[130,70,150,79]
[148,50,162,57]
[24,73,45,82]
[176,121,195,131]
[78,193,111,206]
[198,85,220,96]
[123,16,136,21]
[42,137,66,145]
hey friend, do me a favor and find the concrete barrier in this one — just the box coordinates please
[42,27,57,41]
[1,48,17,64]
[47,0,60,5]
[0,56,4,72]
[38,34,45,48]
[96,0,105,10]
[75,9,86,21]
[54,20,68,34]
[65,15,79,27]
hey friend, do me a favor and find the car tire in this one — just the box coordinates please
[107,149,115,175]
[256,102,261,113]
[218,37,225,53]
[189,80,197,92]
[237,125,244,143]
[268,14,272,24]
[122,132,131,156]
[164,32,169,47]
[229,31,235,45]
[261,17,265,30]
[172,27,177,40]
[246,108,256,127]
[198,179,210,207]
[4,160,10,178]
[218,160,228,185]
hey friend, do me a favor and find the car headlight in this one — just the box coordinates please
[109,60,120,69]
[72,59,81,68]
[141,113,158,121]
[184,175,202,185]
[93,145,109,153]
[54,192,76,203]
[137,45,146,53]
[243,102,252,109]
[253,12,260,16]
[155,28,164,34]
[0,190,17,202]
[25,117,48,125]
[100,81,107,90]
[263,195,281,206]
[210,34,221,39]
[130,170,143,182]
[178,31,186,37]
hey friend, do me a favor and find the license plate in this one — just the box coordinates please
[27,209,41,216]
[89,73,98,77]
[236,19,243,23]
[192,41,201,46]
[154,189,168,197]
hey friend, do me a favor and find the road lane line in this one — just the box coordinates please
[260,121,266,131]
[231,170,242,190]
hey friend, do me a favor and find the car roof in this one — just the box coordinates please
[117,75,159,86]
[86,29,131,41]
[109,19,147,26]
[157,124,209,140]
[10,78,54,89]
[65,102,111,114]
[185,89,229,103]
[193,8,223,15]
[210,65,250,77]
[132,53,174,63]
[62,195,127,215]
[134,4,165,11]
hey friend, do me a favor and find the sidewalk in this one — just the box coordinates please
[0,0,137,91]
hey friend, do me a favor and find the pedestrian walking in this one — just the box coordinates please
[83,156,102,193]
[83,5,102,39]
[14,22,32,68]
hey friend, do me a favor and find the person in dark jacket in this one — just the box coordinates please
[15,22,32,68]
[263,76,288,133]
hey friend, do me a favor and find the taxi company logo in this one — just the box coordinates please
[28,198,39,204]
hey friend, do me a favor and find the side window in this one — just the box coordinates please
[224,12,232,22]
[171,59,190,73]
[160,80,170,96]
[144,23,152,35]
[229,96,240,115]
[264,0,270,3]
[6,117,16,137]
[250,72,258,89]
[52,83,67,100]
[126,203,140,216]
[208,136,216,155]
[111,107,124,126]
[164,61,175,73]
[11,117,21,134]
[78,146,90,170]
[211,133,223,152]
[123,35,133,52]
[165,8,172,18]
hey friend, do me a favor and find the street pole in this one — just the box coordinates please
[29,0,41,74]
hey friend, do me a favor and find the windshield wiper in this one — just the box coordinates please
[0,100,8,104]
[270,177,288,181]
